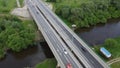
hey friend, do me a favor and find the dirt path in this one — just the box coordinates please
[11,5,32,19]
[107,57,120,65]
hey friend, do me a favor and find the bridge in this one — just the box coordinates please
[25,0,110,68]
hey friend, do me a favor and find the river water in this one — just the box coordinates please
[76,18,120,46]
[0,42,54,68]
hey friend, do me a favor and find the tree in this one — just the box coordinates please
[7,33,26,52]
[53,0,120,28]
[19,28,35,46]
[105,38,118,48]
[61,6,70,18]
[111,0,120,9]
[0,48,5,59]
[0,31,7,46]
[0,15,35,53]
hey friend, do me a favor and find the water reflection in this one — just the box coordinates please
[0,42,53,68]
[76,18,120,45]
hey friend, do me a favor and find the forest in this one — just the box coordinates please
[0,15,36,58]
[47,0,120,27]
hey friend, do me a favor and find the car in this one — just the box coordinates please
[63,49,68,54]
[66,63,72,68]
[81,47,86,52]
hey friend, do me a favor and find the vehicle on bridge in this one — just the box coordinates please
[63,49,68,54]
[66,63,72,68]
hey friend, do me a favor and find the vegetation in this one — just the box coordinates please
[0,15,36,58]
[104,37,120,58]
[0,0,36,59]
[94,37,120,61]
[0,0,17,13]
[35,58,57,68]
[47,0,120,28]
[111,61,120,68]
[0,0,24,13]
[19,0,24,6]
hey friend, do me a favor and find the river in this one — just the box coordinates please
[0,42,54,68]
[76,18,120,46]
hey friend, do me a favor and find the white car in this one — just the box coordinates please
[63,49,68,54]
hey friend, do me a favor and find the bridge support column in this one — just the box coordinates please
[56,63,61,68]
[35,30,45,42]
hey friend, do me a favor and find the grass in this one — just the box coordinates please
[19,0,24,6]
[35,58,57,68]
[0,0,24,13]
[0,0,17,13]
[22,20,37,29]
[111,61,120,68]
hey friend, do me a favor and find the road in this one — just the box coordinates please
[32,0,110,68]
[26,0,82,68]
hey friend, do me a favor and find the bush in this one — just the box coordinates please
[105,38,118,48]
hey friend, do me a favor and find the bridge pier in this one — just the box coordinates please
[35,30,45,42]
[56,63,61,68]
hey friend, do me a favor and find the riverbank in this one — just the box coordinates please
[35,58,57,68]
[0,43,47,68]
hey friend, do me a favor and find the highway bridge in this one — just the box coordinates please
[25,0,110,68]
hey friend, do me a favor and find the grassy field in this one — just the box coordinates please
[0,0,24,13]
[19,0,24,6]
[111,61,120,68]
[35,58,57,68]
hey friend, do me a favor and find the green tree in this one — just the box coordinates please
[7,33,26,52]
[105,38,118,48]
[111,0,120,9]
[0,15,35,53]
[61,6,70,18]
[0,48,5,59]
[19,28,35,46]
[53,0,120,28]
